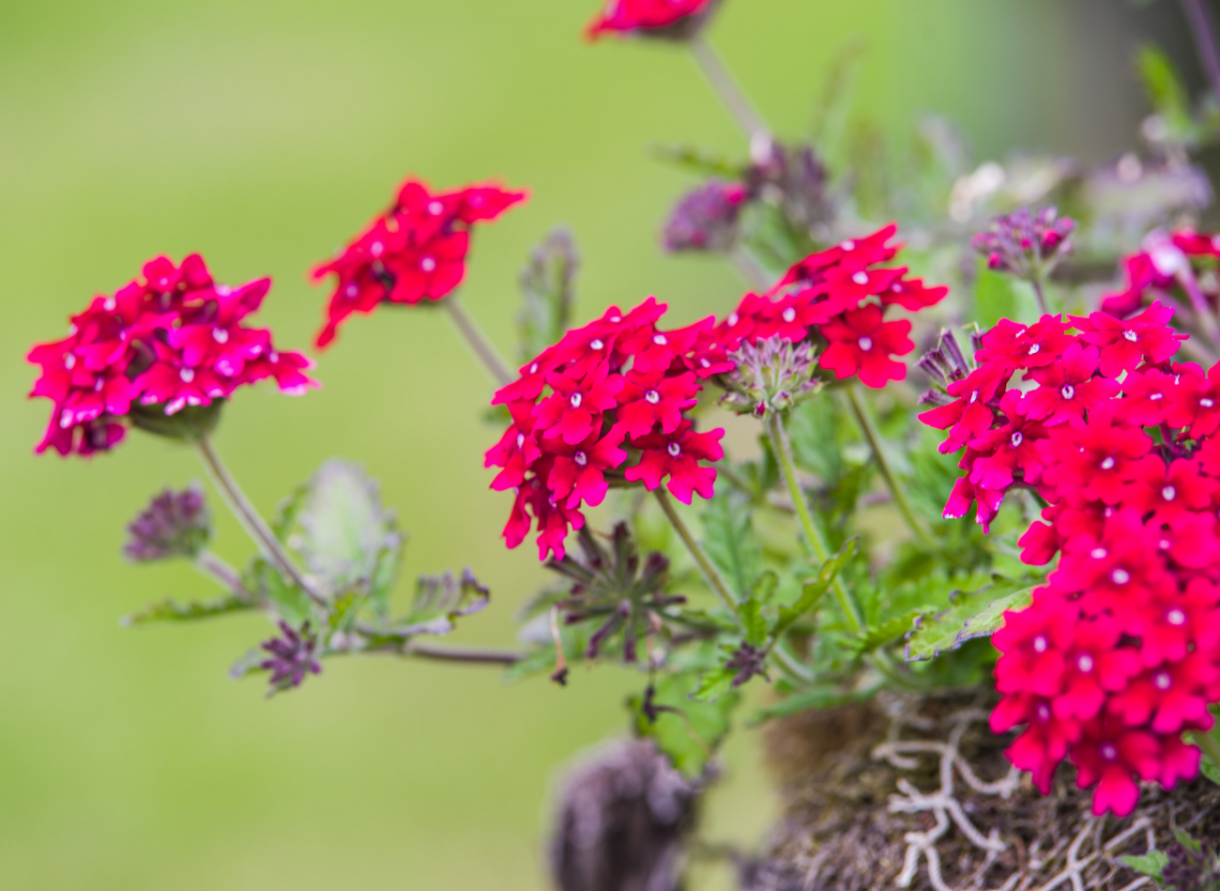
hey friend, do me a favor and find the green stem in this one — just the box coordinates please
[1192,728,1220,768]
[687,35,771,155]
[1029,275,1050,316]
[843,387,936,551]
[195,436,325,607]
[772,639,814,685]
[653,488,741,621]
[194,550,254,601]
[765,410,865,635]
[444,294,514,387]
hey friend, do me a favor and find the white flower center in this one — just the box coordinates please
[1159,538,1172,550]
[1100,743,1118,762]
[653,334,668,346]
[645,390,660,404]
[590,339,604,350]
[428,200,444,215]
[1037,704,1051,722]
[570,393,582,409]
[1150,392,1164,401]
[64,354,76,370]
[852,271,869,286]
[1203,398,1215,408]
[213,327,229,344]
[180,368,195,383]
[1123,329,1139,342]
[1100,457,1116,470]
[516,433,525,448]
[370,241,384,257]
[610,315,622,323]
[840,240,855,251]
[103,297,116,311]
[728,312,739,326]
[1033,635,1048,653]
[858,336,873,351]
[1111,568,1131,585]
[969,391,978,404]
[530,363,539,374]
[667,442,681,457]
[1028,344,1041,356]
[1167,608,1186,626]
[892,283,904,293]
[1091,547,1108,559]
[1011,431,1023,447]
[345,284,359,298]
[1154,671,1172,690]
[782,307,796,323]
[1077,654,1094,673]
[574,451,588,466]
[1061,384,1074,399]
[1162,485,1176,501]
[420,256,437,273]
[94,378,103,392]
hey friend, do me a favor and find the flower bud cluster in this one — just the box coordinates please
[662,180,748,253]
[124,486,211,563]
[486,298,725,560]
[27,255,317,457]
[918,290,1220,817]
[311,179,527,347]
[721,336,820,418]
[971,206,1075,279]
[705,224,947,389]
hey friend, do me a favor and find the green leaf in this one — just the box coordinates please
[1119,851,1168,881]
[788,395,845,482]
[773,538,857,640]
[517,227,579,362]
[857,606,939,653]
[904,578,1037,662]
[690,666,737,705]
[739,587,770,648]
[291,461,404,610]
[122,593,256,626]
[752,685,875,722]
[974,267,1016,328]
[701,489,764,601]
[629,672,740,777]
[399,569,490,636]
[243,557,312,627]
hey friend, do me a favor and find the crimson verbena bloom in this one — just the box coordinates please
[486,297,724,561]
[311,178,527,348]
[585,0,719,40]
[918,288,1220,817]
[27,255,317,457]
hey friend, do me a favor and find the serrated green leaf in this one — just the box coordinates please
[904,578,1037,662]
[788,395,845,481]
[243,557,312,627]
[857,606,939,653]
[399,568,490,636]
[701,489,763,601]
[740,591,769,648]
[690,667,737,704]
[772,539,857,640]
[291,461,403,604]
[517,227,579,362]
[1119,851,1168,881]
[122,592,256,626]
[629,673,740,777]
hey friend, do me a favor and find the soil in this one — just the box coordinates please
[741,692,1220,891]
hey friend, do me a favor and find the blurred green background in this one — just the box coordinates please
[0,1,1193,888]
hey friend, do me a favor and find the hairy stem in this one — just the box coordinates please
[397,640,524,665]
[772,639,815,684]
[653,488,741,621]
[1181,0,1220,102]
[444,294,514,387]
[195,436,325,607]
[194,550,254,601]
[765,410,865,635]
[729,246,772,292]
[844,387,937,551]
[688,34,771,154]
[1029,275,1051,316]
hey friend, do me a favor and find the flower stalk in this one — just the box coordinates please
[195,435,325,607]
[764,409,865,635]
[844,387,936,551]
[444,294,515,387]
[652,488,741,621]
[687,34,771,157]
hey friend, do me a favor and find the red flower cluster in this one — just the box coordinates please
[918,302,1220,816]
[585,0,718,39]
[28,255,317,457]
[486,298,725,560]
[703,224,947,388]
[1101,228,1220,318]
[311,178,527,348]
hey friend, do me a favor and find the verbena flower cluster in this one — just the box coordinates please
[486,297,725,561]
[585,0,718,40]
[711,224,947,388]
[27,254,316,457]
[311,179,527,347]
[1100,228,1220,317]
[920,236,1220,817]
[487,224,946,561]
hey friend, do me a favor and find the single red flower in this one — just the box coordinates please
[1019,342,1118,428]
[818,304,913,388]
[975,315,1073,372]
[544,428,628,509]
[624,422,724,504]
[1074,301,1185,378]
[1071,719,1160,817]
[585,0,719,41]
[616,369,700,438]
[534,361,625,445]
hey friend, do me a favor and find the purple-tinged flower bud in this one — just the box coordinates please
[721,336,820,418]
[916,329,978,407]
[724,643,769,687]
[663,179,749,253]
[123,485,211,562]
[548,738,701,891]
[259,621,322,692]
[971,206,1076,281]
